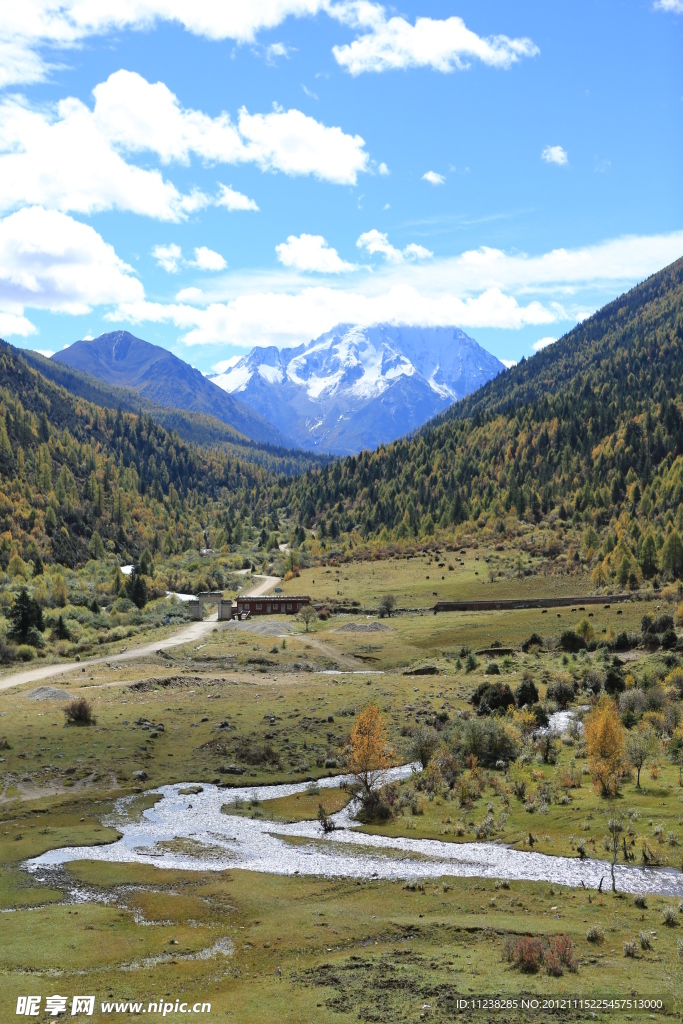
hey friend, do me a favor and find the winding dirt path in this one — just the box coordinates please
[0,612,220,693]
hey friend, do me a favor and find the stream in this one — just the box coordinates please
[27,765,683,896]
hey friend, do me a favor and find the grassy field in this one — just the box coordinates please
[1,545,682,1021]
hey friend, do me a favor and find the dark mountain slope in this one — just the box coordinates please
[54,331,292,448]
[448,256,683,422]
[19,346,325,477]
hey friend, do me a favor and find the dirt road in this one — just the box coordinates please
[0,575,283,693]
[0,612,222,693]
[241,575,281,597]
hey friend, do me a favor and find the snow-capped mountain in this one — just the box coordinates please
[209,324,505,454]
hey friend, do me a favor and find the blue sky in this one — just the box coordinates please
[0,1,681,372]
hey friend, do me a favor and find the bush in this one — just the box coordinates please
[604,667,625,695]
[586,925,604,944]
[15,644,35,662]
[521,633,543,653]
[663,905,678,927]
[410,726,439,769]
[471,681,515,715]
[546,676,576,709]
[360,788,392,820]
[515,677,539,707]
[465,652,478,672]
[505,936,545,973]
[634,894,647,909]
[560,630,585,653]
[545,935,577,976]
[454,717,518,768]
[623,939,638,958]
[0,639,16,664]
[639,931,652,950]
[64,698,95,725]
[378,594,396,618]
[484,661,500,676]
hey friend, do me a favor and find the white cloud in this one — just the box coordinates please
[276,234,357,273]
[152,243,182,273]
[422,170,445,185]
[266,42,291,62]
[34,348,54,357]
[500,359,517,368]
[175,287,203,302]
[378,161,389,175]
[0,311,37,337]
[332,13,539,75]
[82,334,94,340]
[192,246,227,271]
[108,228,683,351]
[532,336,557,351]
[1,3,539,90]
[0,2,334,87]
[0,206,143,335]
[215,185,259,212]
[236,104,368,184]
[357,229,433,263]
[542,145,568,166]
[655,0,683,11]
[0,72,368,223]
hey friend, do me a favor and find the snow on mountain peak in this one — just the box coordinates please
[210,323,505,454]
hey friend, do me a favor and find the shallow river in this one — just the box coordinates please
[28,766,683,896]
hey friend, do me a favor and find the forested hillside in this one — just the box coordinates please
[283,256,683,585]
[0,343,291,569]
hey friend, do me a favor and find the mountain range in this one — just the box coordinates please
[53,331,292,448]
[209,324,505,454]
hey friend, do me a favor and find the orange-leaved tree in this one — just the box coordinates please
[585,694,625,797]
[348,705,392,796]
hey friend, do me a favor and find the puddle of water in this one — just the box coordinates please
[27,765,683,896]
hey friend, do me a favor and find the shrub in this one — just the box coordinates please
[471,681,515,715]
[604,667,625,695]
[64,698,95,725]
[318,804,335,833]
[505,936,545,973]
[634,894,647,909]
[410,726,440,769]
[15,644,36,662]
[663,905,677,927]
[639,931,652,950]
[465,652,478,672]
[515,677,539,707]
[623,939,638,958]
[378,594,396,618]
[545,935,577,976]
[560,630,585,653]
[484,661,500,676]
[546,676,575,709]
[521,633,543,653]
[586,925,604,944]
[454,717,519,768]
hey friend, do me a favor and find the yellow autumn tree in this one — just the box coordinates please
[585,695,625,796]
[347,705,392,796]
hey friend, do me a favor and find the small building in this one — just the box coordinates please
[235,596,310,618]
